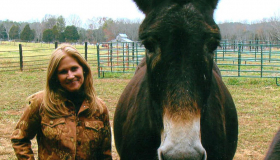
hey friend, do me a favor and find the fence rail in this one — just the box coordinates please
[96,41,280,85]
[97,42,145,78]
[215,42,280,80]
[1,41,280,85]
[0,42,98,72]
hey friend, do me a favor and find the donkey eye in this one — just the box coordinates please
[207,39,220,53]
[142,38,156,53]
[144,43,155,53]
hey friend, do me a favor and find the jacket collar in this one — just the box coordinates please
[77,100,90,115]
[65,99,90,115]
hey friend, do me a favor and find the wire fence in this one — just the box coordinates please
[0,42,98,72]
[215,41,280,81]
[96,41,280,84]
[1,40,280,84]
[97,41,145,78]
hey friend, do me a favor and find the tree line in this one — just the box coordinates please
[0,14,142,43]
[217,13,280,43]
[0,14,280,43]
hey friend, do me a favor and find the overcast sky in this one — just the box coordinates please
[1,0,280,24]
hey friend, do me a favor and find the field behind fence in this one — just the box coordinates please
[216,40,280,81]
[2,40,280,83]
[0,41,99,72]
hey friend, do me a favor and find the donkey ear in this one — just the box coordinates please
[133,0,155,15]
[207,0,219,9]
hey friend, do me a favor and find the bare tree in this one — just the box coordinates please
[42,14,57,31]
[67,14,82,28]
[86,17,108,43]
[269,12,280,41]
[2,20,13,40]
[30,21,43,42]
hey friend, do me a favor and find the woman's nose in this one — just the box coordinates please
[67,71,75,79]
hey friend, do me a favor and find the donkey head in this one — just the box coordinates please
[134,0,221,159]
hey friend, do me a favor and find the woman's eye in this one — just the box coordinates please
[71,67,78,72]
[58,70,67,74]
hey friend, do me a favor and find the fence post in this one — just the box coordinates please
[55,42,58,49]
[215,49,217,63]
[222,41,225,61]
[85,42,88,61]
[110,42,113,72]
[136,42,139,66]
[238,44,241,77]
[123,43,125,72]
[269,42,271,62]
[261,45,263,78]
[249,41,251,51]
[97,43,100,78]
[19,44,23,71]
[132,42,135,61]
[255,46,257,61]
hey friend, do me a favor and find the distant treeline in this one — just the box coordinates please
[219,19,280,43]
[0,14,280,43]
[0,14,142,43]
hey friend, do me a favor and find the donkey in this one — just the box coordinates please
[113,0,238,159]
[265,128,280,160]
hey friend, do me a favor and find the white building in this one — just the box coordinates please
[111,33,133,43]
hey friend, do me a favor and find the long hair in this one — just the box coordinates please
[38,43,103,118]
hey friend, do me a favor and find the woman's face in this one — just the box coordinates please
[57,55,84,93]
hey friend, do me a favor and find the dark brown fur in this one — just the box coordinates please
[265,129,280,160]
[113,0,238,159]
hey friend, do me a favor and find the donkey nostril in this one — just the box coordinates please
[158,149,165,160]
[161,152,165,160]
[201,150,207,160]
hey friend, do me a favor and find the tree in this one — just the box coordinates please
[52,25,59,41]
[58,32,65,42]
[269,13,280,41]
[78,27,87,42]
[67,14,82,28]
[102,18,116,41]
[30,29,35,41]
[19,22,28,35]
[64,25,79,42]
[9,25,20,40]
[20,24,33,41]
[2,20,13,40]
[30,21,43,42]
[0,24,8,40]
[42,29,54,42]
[57,15,66,33]
[93,28,106,43]
[86,17,108,43]
[42,14,57,31]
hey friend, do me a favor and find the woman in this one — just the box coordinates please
[11,44,112,160]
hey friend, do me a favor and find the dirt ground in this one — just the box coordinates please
[0,109,267,160]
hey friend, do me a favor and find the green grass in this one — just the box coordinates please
[1,42,280,159]
[0,41,98,72]
[1,70,280,160]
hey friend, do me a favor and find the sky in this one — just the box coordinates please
[1,0,280,24]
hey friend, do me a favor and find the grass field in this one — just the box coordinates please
[0,41,99,72]
[1,42,280,159]
[0,69,280,160]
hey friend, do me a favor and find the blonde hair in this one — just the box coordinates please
[38,43,103,118]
